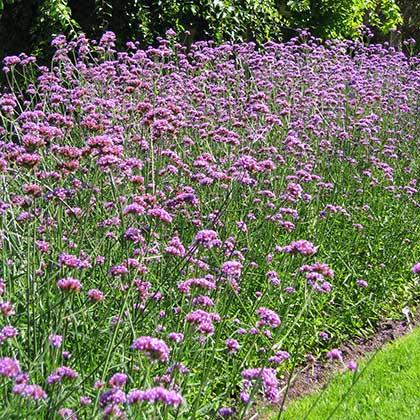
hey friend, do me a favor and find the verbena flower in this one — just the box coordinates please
[131,336,170,362]
[411,263,420,274]
[218,407,234,417]
[56,278,82,292]
[12,383,47,400]
[109,373,128,388]
[221,261,242,278]
[241,367,280,403]
[356,279,368,287]
[0,357,21,378]
[87,289,105,302]
[347,360,358,371]
[268,351,290,365]
[276,240,317,256]
[47,366,78,384]
[194,230,220,248]
[326,348,343,362]
[127,386,183,406]
[256,307,281,328]
[48,335,63,348]
[99,388,126,407]
[58,408,77,420]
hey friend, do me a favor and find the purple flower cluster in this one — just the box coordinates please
[0,357,21,378]
[177,277,216,294]
[268,350,290,365]
[255,307,281,328]
[412,263,420,274]
[47,366,78,384]
[186,309,221,336]
[225,338,240,354]
[356,279,368,288]
[56,277,82,292]
[241,367,280,404]
[221,260,243,278]
[194,230,221,248]
[13,383,47,400]
[276,240,317,256]
[131,336,170,362]
[326,348,343,362]
[127,386,183,406]
[165,234,186,256]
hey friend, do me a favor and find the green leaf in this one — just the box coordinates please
[287,0,310,12]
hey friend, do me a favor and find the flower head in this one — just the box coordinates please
[412,263,420,274]
[131,336,170,362]
[127,386,183,406]
[57,277,82,292]
[326,348,343,362]
[256,307,281,328]
[221,260,242,278]
[0,357,21,378]
[49,334,63,348]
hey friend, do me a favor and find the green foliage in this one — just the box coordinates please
[0,0,414,63]
[31,0,81,56]
[95,0,113,33]
[361,0,403,34]
[288,0,402,39]
[0,0,15,11]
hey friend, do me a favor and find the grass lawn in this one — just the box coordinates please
[278,327,420,420]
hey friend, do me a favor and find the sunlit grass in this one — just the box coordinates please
[279,327,420,420]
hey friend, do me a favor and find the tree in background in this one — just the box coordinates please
[397,0,420,46]
[0,0,80,60]
[0,0,414,62]
[285,0,402,39]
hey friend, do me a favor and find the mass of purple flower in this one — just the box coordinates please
[0,29,419,418]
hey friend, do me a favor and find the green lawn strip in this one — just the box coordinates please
[274,327,420,420]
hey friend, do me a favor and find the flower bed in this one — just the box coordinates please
[0,30,419,419]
